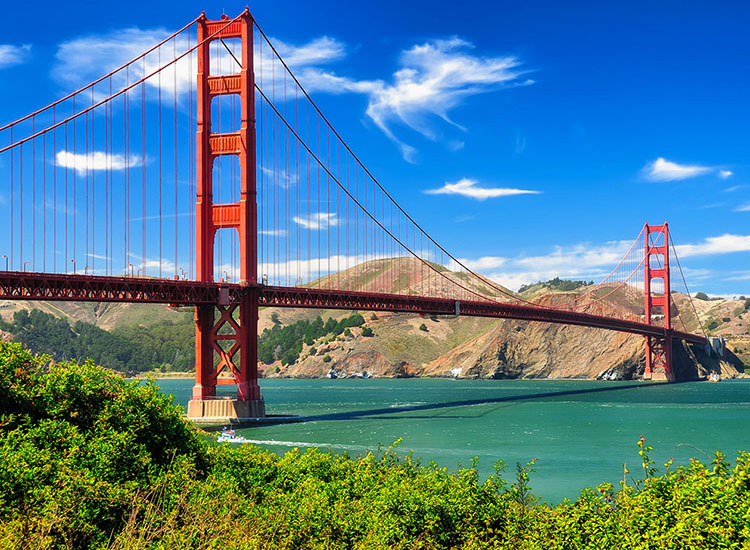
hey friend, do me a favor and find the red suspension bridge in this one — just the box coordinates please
[0,10,707,420]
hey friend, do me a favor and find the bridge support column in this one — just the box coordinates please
[644,334,674,382]
[187,10,264,421]
[644,223,674,381]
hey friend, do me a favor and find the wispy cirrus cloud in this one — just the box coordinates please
[299,37,532,162]
[52,28,193,95]
[719,169,734,179]
[734,204,750,212]
[56,150,141,175]
[52,27,343,99]
[643,157,711,182]
[0,44,31,69]
[52,26,529,163]
[425,178,539,200]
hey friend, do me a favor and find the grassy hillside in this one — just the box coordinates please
[1,267,747,379]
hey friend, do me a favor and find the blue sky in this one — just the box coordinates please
[0,1,748,295]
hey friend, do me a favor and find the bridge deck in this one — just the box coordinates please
[0,271,706,344]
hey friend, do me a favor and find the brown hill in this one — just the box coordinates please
[0,260,746,380]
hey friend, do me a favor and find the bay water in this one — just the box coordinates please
[156,377,750,503]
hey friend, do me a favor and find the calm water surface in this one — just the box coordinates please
[156,377,750,503]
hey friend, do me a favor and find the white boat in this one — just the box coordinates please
[217,427,249,443]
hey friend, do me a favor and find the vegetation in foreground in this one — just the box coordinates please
[1,342,750,549]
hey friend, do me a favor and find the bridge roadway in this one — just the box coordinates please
[0,271,707,345]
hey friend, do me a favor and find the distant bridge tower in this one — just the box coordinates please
[644,222,674,381]
[187,10,265,419]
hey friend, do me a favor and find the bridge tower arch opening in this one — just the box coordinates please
[644,222,673,382]
[188,10,265,419]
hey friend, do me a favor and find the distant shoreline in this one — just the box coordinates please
[128,372,194,380]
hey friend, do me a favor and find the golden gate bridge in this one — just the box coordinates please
[0,9,707,420]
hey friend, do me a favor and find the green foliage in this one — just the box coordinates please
[695,292,710,300]
[518,277,594,294]
[361,326,374,337]
[323,354,332,363]
[0,342,205,549]
[419,323,428,332]
[370,313,378,321]
[257,314,365,366]
[706,319,721,332]
[4,343,750,548]
[0,309,194,374]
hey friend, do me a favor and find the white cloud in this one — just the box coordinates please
[724,271,750,282]
[259,229,288,237]
[449,233,750,291]
[51,27,530,163]
[723,185,742,193]
[369,38,530,162]
[52,28,341,100]
[0,44,31,69]
[735,203,750,212]
[425,178,539,200]
[271,36,346,70]
[299,37,531,162]
[451,256,507,270]
[719,169,734,179]
[293,212,338,230]
[53,29,194,96]
[675,234,750,257]
[644,157,711,182]
[464,240,633,291]
[56,150,141,175]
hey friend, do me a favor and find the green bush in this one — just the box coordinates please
[419,323,428,332]
[361,326,374,337]
[3,341,750,549]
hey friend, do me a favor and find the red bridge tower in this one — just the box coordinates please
[644,223,674,381]
[187,10,265,419]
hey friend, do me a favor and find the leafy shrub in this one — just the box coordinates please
[323,354,332,363]
[4,342,750,549]
[419,323,428,332]
[695,292,710,300]
[361,326,374,337]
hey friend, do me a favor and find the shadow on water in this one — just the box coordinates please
[281,380,687,425]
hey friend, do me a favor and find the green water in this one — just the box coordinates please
[156,377,750,504]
